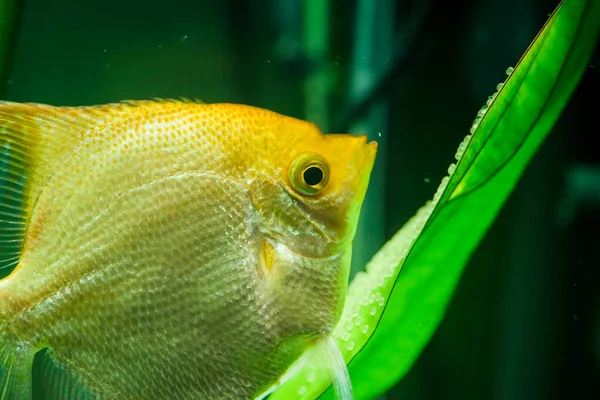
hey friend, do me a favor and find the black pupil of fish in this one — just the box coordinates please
[303,166,324,186]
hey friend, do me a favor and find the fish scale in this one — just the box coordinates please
[0,100,376,399]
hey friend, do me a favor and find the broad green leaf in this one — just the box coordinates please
[269,0,600,399]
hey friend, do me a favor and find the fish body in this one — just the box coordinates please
[0,100,376,399]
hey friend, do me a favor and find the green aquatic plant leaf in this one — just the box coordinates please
[268,0,600,399]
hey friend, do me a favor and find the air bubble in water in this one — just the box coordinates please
[455,135,471,161]
[373,293,383,307]
[447,163,456,175]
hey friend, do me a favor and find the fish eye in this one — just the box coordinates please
[289,153,330,196]
[303,166,324,186]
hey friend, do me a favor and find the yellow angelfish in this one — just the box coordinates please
[0,99,376,399]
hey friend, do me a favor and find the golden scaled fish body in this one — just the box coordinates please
[0,100,376,399]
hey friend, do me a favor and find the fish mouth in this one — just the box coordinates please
[337,136,377,242]
[358,137,377,183]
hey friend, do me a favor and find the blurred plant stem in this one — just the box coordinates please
[302,0,330,130]
[348,0,395,278]
[0,0,17,92]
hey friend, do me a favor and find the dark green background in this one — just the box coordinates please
[1,0,598,399]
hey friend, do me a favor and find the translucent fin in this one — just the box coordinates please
[319,335,353,400]
[0,119,31,274]
[0,99,199,274]
[0,102,96,275]
[0,340,34,400]
[32,350,98,400]
[258,335,353,400]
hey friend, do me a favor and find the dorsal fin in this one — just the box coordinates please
[0,101,99,276]
[0,99,207,276]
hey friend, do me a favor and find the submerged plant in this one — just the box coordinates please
[269,0,600,398]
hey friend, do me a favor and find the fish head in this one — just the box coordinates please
[249,117,377,336]
[281,132,377,255]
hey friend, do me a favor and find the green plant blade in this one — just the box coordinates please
[268,0,600,399]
